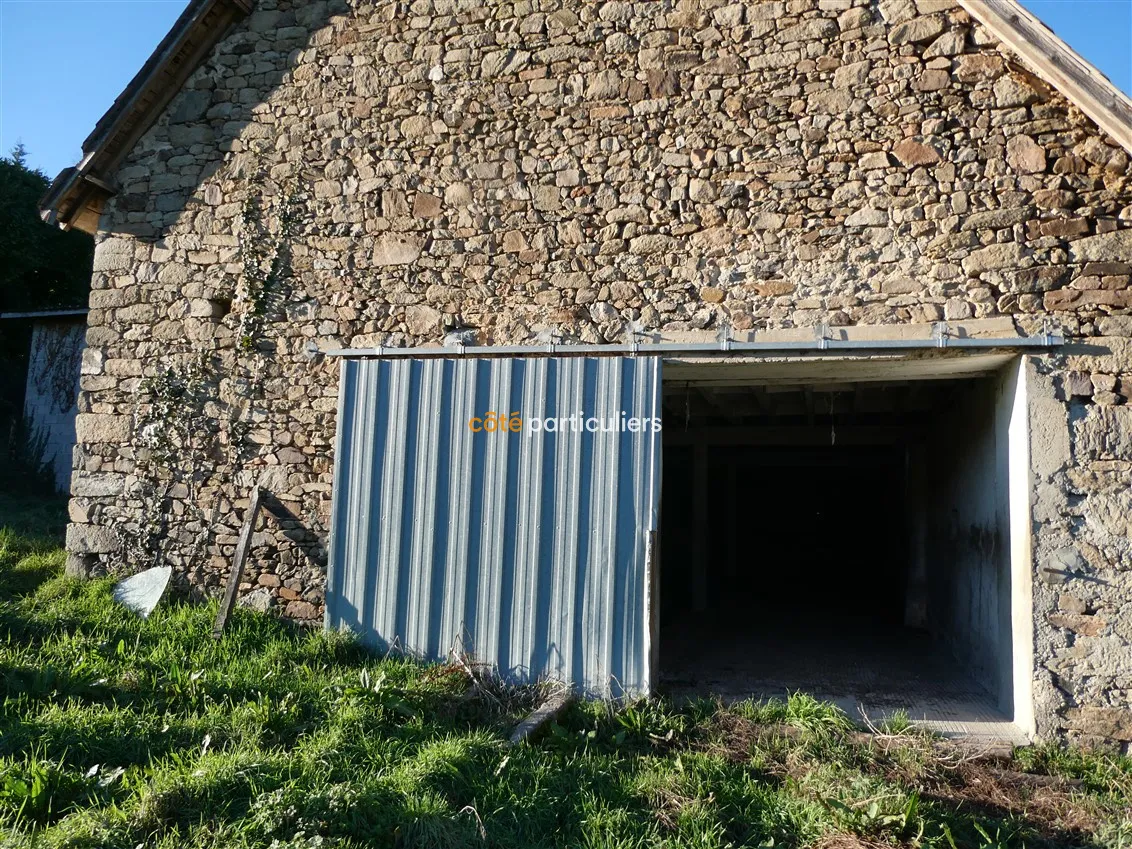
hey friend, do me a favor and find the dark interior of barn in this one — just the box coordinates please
[657,366,1023,736]
[661,442,906,628]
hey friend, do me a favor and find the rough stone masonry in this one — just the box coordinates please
[64,0,1131,745]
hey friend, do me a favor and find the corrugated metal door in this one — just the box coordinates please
[327,356,662,696]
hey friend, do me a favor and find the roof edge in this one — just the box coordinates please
[0,309,90,320]
[39,0,252,234]
[959,0,1132,154]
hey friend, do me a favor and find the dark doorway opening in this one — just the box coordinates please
[662,443,906,626]
[657,364,1028,739]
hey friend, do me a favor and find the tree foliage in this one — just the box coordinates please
[0,145,94,468]
[0,144,94,313]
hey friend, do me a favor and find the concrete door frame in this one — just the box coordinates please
[653,353,1038,740]
[1008,357,1036,737]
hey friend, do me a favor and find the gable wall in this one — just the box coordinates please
[69,0,1132,744]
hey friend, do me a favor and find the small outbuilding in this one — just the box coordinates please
[0,309,86,492]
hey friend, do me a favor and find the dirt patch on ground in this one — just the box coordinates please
[817,835,893,849]
[695,711,790,762]
[928,760,1102,835]
[700,714,1110,843]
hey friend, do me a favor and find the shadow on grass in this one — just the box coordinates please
[0,494,67,543]
[916,792,1108,849]
[0,494,67,599]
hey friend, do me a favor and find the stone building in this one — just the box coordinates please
[41,0,1132,745]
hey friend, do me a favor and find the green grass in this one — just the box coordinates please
[1,501,1130,848]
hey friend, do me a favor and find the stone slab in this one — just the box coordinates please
[113,566,172,619]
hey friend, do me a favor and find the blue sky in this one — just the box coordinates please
[0,0,1130,179]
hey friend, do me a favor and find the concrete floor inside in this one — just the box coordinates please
[658,617,1020,741]
[657,367,1029,742]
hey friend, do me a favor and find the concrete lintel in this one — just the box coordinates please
[663,353,1019,387]
[647,318,1021,346]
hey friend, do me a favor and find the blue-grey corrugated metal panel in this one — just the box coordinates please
[327,356,662,696]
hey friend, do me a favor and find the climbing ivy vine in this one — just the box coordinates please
[237,187,303,351]
[136,351,213,467]
[123,170,307,573]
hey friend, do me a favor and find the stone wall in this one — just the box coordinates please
[70,0,1131,743]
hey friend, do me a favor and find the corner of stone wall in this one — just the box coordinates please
[1029,344,1132,750]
